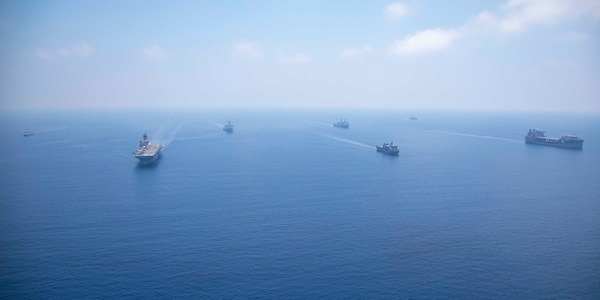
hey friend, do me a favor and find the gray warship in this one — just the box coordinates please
[23,129,34,136]
[376,142,399,156]
[223,121,234,133]
[132,133,164,165]
[333,118,349,128]
[525,128,583,150]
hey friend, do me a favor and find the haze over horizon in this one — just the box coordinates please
[1,0,599,112]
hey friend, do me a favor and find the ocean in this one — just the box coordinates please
[1,109,599,299]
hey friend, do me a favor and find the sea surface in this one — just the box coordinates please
[1,109,599,299]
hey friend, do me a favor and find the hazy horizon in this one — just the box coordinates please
[1,0,599,112]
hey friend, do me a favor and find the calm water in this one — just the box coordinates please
[1,109,599,299]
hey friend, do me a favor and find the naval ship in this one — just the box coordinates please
[223,121,234,133]
[376,142,399,156]
[334,118,349,128]
[23,129,34,136]
[132,133,164,165]
[525,128,583,150]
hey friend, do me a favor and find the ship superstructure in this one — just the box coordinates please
[223,121,234,133]
[376,142,399,156]
[334,118,349,128]
[132,133,164,165]
[525,128,583,150]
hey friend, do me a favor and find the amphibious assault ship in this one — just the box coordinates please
[132,133,164,165]
[525,128,583,150]
[334,118,349,128]
[376,142,399,156]
[223,121,234,133]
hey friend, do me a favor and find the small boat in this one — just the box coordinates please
[409,116,418,120]
[223,121,234,133]
[333,118,349,128]
[23,129,34,136]
[376,142,399,156]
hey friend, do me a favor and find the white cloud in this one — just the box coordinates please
[277,52,312,64]
[34,43,95,59]
[35,49,55,59]
[498,0,571,32]
[142,45,170,60]
[57,48,71,57]
[390,28,459,56]
[544,58,584,69]
[340,45,373,59]
[389,0,600,56]
[385,2,409,20]
[232,41,263,58]
[472,0,600,33]
[554,31,588,42]
[72,43,94,57]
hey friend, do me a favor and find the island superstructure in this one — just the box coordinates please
[132,133,164,164]
[525,128,583,150]
[334,118,349,128]
[376,142,399,156]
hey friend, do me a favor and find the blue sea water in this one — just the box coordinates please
[1,109,599,299]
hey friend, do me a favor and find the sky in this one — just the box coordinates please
[1,0,599,112]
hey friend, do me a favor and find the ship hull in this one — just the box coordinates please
[333,124,349,128]
[376,147,399,156]
[133,144,163,165]
[134,151,161,165]
[525,137,583,150]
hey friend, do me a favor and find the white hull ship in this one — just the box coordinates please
[132,133,163,165]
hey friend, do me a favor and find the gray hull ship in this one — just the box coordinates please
[23,129,34,136]
[333,118,349,128]
[133,133,164,165]
[525,128,583,150]
[376,142,399,156]
[223,121,234,133]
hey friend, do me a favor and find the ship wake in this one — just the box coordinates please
[207,121,225,129]
[152,122,182,147]
[312,132,372,151]
[432,131,521,142]
[176,134,218,141]
[33,126,69,135]
[303,120,334,127]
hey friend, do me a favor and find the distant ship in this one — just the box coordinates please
[333,118,349,128]
[376,142,399,156]
[525,128,583,150]
[409,116,418,120]
[23,129,34,136]
[223,121,234,133]
[132,133,164,165]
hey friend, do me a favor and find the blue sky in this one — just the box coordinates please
[1,0,599,111]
